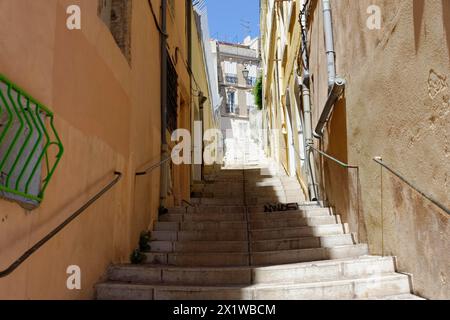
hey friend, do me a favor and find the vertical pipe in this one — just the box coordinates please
[160,0,169,206]
[299,10,319,201]
[322,0,336,92]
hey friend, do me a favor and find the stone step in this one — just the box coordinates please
[151,230,249,241]
[250,223,349,241]
[143,251,250,267]
[160,212,246,222]
[154,221,248,232]
[96,273,411,300]
[154,216,341,232]
[247,203,323,213]
[246,197,306,205]
[249,209,332,220]
[251,234,355,252]
[143,244,367,267]
[363,294,425,300]
[249,215,341,229]
[148,234,354,254]
[168,206,245,215]
[160,209,331,224]
[190,198,245,205]
[104,256,397,286]
[251,244,369,266]
[149,240,248,253]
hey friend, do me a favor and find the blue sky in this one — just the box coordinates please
[205,0,260,43]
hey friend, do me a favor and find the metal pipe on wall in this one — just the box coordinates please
[315,0,346,138]
[322,0,336,92]
[298,5,319,201]
[160,0,169,207]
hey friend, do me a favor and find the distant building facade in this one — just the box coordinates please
[215,37,261,163]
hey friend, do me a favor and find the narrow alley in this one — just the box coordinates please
[0,0,448,304]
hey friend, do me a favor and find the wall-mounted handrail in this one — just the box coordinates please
[0,171,122,278]
[136,156,171,176]
[373,157,450,216]
[308,145,358,169]
[308,145,362,241]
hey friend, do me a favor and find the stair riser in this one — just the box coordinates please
[191,198,245,205]
[250,216,341,230]
[150,241,248,253]
[106,258,397,286]
[160,213,246,222]
[252,235,354,252]
[143,244,367,267]
[251,245,369,266]
[144,253,250,267]
[98,275,410,300]
[156,216,341,232]
[247,205,323,213]
[162,211,332,223]
[250,224,348,241]
[151,231,249,241]
[246,197,306,205]
[180,206,246,214]
[199,189,303,198]
[249,210,331,220]
[154,221,248,232]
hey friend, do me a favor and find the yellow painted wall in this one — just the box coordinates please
[0,0,192,299]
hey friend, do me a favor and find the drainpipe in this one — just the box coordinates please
[160,0,169,207]
[315,0,346,138]
[322,0,336,91]
[298,10,319,201]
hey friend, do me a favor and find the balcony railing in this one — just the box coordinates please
[225,74,238,84]
[0,74,64,206]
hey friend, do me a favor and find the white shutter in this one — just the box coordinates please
[246,91,255,107]
[230,62,237,75]
[249,65,258,78]
[224,61,237,75]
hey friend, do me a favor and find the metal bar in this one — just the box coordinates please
[136,156,171,176]
[373,157,450,216]
[15,101,43,190]
[309,145,358,169]
[0,86,25,172]
[0,172,122,278]
[24,105,50,194]
[7,93,34,188]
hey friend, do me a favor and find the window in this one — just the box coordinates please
[226,91,236,114]
[246,65,258,86]
[98,0,132,65]
[246,91,255,107]
[224,61,238,84]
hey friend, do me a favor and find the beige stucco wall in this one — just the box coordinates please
[261,0,449,299]
[0,0,192,299]
[306,0,449,299]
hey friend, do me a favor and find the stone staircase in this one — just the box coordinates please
[96,168,423,300]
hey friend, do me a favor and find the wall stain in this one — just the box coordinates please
[428,70,448,100]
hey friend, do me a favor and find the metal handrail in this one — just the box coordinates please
[308,145,362,240]
[136,156,171,176]
[0,171,122,278]
[308,145,358,169]
[373,157,450,216]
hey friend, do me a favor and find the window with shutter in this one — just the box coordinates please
[97,0,132,65]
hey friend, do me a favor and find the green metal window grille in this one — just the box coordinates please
[0,74,63,207]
